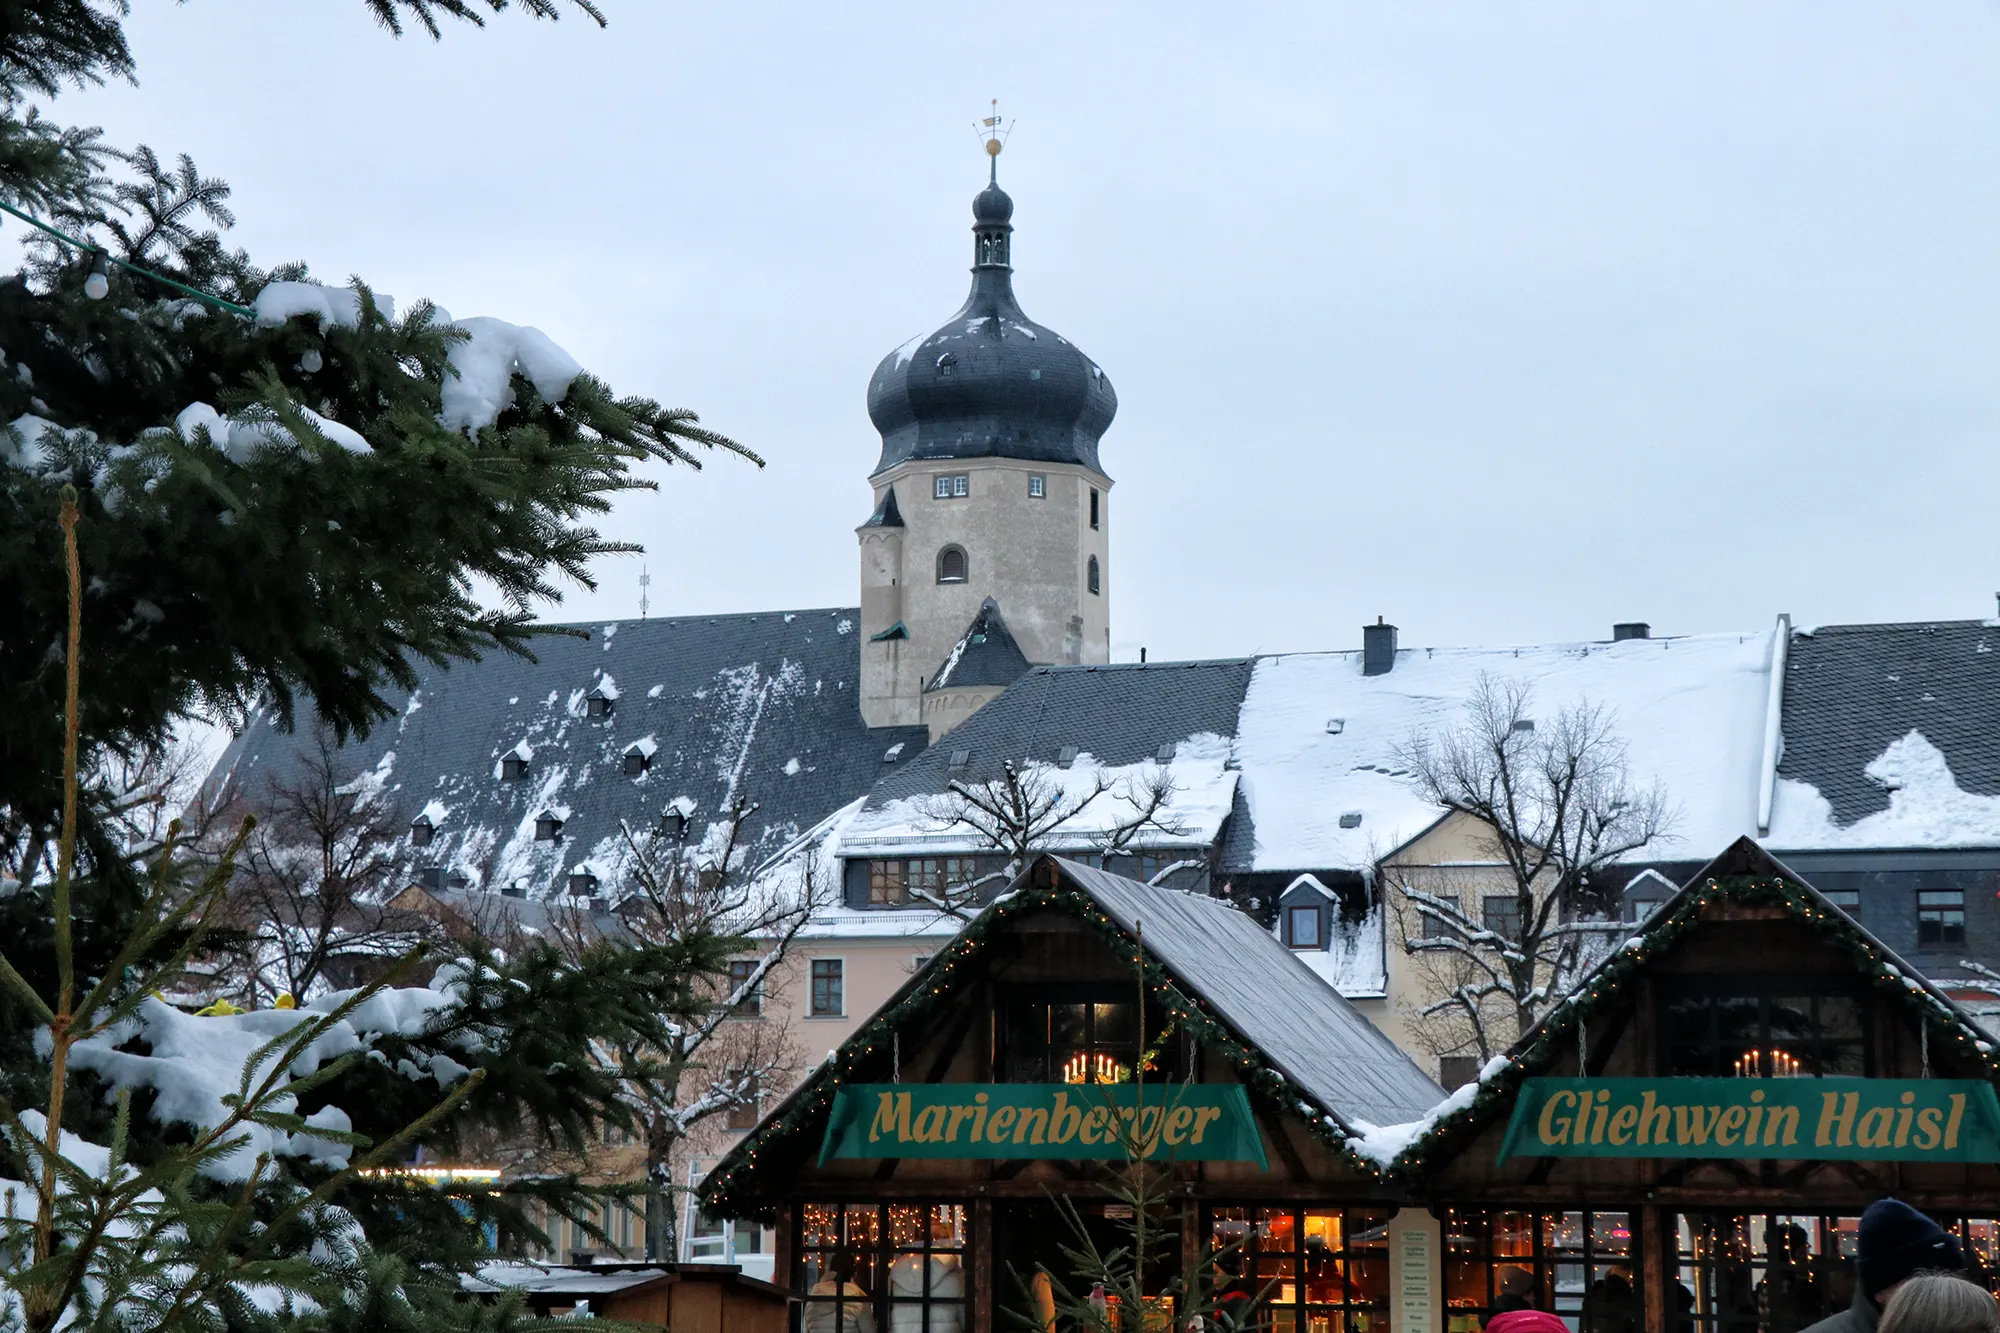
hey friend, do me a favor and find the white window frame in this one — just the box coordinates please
[934,475,952,499]
[808,955,846,1018]
[1028,474,1046,498]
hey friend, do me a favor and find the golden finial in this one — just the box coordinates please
[976,98,1013,181]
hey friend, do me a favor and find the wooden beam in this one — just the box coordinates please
[1250,1100,1312,1184]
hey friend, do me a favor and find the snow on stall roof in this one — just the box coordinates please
[840,733,1239,855]
[466,1263,668,1296]
[1234,632,1775,871]
[1347,1054,1510,1168]
[1768,730,2000,849]
[1056,858,1443,1127]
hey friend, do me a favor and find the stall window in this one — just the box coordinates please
[800,1204,969,1333]
[1208,1206,1393,1333]
[1659,981,1866,1078]
[1445,1208,1637,1333]
[999,992,1183,1084]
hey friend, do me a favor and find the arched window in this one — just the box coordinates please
[938,546,968,584]
[1087,555,1100,595]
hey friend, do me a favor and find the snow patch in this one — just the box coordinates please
[439,316,584,434]
[1768,731,2000,849]
[1347,1055,1509,1168]
[253,281,384,330]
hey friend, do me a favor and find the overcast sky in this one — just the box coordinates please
[44,2,2000,661]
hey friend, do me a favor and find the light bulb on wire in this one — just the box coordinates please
[83,250,109,301]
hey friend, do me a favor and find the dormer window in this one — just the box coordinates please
[410,816,435,847]
[624,750,649,776]
[568,870,598,897]
[1286,906,1322,949]
[535,811,563,841]
[587,692,613,718]
[936,352,957,377]
[1056,745,1079,769]
[501,755,528,780]
[660,805,691,841]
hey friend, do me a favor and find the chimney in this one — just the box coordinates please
[1612,622,1650,642]
[1362,617,1398,676]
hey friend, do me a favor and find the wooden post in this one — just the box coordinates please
[973,1196,995,1333]
[1640,1205,1668,1333]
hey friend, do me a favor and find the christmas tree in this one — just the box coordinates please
[0,3,758,1327]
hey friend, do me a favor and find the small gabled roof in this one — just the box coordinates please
[926,597,1033,693]
[698,855,1440,1217]
[1362,836,2000,1177]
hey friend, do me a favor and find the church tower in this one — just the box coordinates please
[858,152,1118,734]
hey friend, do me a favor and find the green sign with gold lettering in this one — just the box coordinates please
[820,1084,1268,1166]
[1499,1078,2000,1163]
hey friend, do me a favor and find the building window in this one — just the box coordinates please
[1286,905,1322,949]
[938,546,968,584]
[1439,1055,1481,1092]
[1919,889,1965,945]
[868,860,908,907]
[935,352,956,377]
[869,857,987,908]
[410,817,434,847]
[1482,894,1522,941]
[728,959,763,1017]
[534,811,563,841]
[501,755,528,780]
[1089,488,1099,529]
[567,871,597,897]
[1660,980,1866,1078]
[1087,555,1100,596]
[1028,473,1045,498]
[1445,1208,1636,1331]
[725,1072,761,1131]
[1209,1208,1394,1333]
[799,1204,969,1333]
[586,692,613,718]
[934,474,969,499]
[810,959,844,1017]
[1821,888,1860,914]
[623,747,650,776]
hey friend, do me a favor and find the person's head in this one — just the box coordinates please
[1860,1199,1966,1304]
[1878,1273,1999,1333]
[1485,1311,1567,1333]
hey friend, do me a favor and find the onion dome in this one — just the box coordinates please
[866,174,1116,478]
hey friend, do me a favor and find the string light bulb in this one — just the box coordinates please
[300,349,323,373]
[83,250,109,301]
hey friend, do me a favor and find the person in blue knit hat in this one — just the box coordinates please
[1799,1200,1966,1333]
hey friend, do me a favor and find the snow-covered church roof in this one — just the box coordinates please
[204,608,930,899]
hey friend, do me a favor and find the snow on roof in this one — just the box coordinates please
[1769,730,2000,850]
[1234,631,1776,872]
[838,732,1239,856]
[466,1262,669,1296]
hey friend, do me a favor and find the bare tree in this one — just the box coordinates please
[1385,675,1675,1061]
[547,795,825,1260]
[913,759,1202,918]
[217,725,439,1004]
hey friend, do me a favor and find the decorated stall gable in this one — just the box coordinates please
[820,1084,1268,1167]
[1499,1077,2000,1163]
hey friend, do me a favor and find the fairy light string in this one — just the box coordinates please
[0,197,255,317]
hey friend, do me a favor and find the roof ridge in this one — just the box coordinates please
[534,606,862,631]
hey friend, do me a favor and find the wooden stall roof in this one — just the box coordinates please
[1366,836,2000,1182]
[698,855,1442,1217]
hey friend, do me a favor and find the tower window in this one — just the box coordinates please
[1087,555,1100,596]
[934,474,969,499]
[1028,474,1045,498]
[935,352,956,377]
[1089,488,1100,529]
[938,546,968,584]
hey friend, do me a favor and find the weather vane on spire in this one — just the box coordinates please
[976,98,1013,182]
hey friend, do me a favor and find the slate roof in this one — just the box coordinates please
[1776,620,2000,828]
[858,486,904,529]
[205,608,929,898]
[1058,858,1445,1125]
[865,179,1117,477]
[926,598,1033,692]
